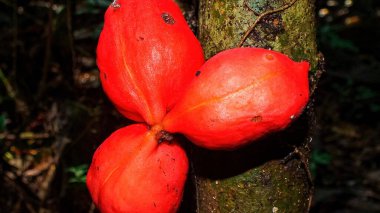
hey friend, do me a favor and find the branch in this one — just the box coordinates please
[0,132,50,140]
[238,0,299,47]
[36,0,54,100]
[0,68,30,116]
[0,68,17,99]
[12,0,18,77]
[66,0,75,68]
[282,146,314,212]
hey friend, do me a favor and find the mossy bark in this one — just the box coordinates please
[193,0,319,212]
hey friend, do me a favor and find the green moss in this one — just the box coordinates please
[203,162,309,213]
[270,0,318,70]
[199,0,248,58]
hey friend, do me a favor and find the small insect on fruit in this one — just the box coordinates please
[162,48,310,150]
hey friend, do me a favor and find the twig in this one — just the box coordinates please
[36,0,53,100]
[88,202,96,213]
[0,68,30,117]
[310,52,326,95]
[281,146,314,212]
[0,68,17,99]
[0,132,50,140]
[2,168,41,205]
[38,164,57,202]
[238,0,299,47]
[12,0,18,77]
[66,0,76,80]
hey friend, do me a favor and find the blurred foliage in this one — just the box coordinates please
[67,164,88,184]
[312,0,380,212]
[318,24,358,52]
[316,0,380,124]
[310,150,332,178]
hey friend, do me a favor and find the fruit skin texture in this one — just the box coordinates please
[86,124,188,213]
[97,0,204,125]
[162,48,310,150]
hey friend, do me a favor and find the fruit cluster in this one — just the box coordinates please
[86,0,310,212]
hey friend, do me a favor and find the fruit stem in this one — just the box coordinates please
[155,130,174,144]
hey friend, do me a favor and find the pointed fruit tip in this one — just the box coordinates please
[299,61,310,73]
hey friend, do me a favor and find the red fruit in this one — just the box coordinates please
[86,124,188,213]
[97,0,204,124]
[162,48,310,150]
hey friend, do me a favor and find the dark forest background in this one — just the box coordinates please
[0,0,379,212]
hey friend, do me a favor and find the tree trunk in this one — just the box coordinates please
[192,0,320,212]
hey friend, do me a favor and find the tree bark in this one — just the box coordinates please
[192,0,319,212]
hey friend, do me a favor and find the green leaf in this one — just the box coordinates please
[312,150,332,165]
[67,164,89,184]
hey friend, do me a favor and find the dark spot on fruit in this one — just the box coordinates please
[251,116,263,122]
[166,106,171,113]
[103,72,107,80]
[138,36,144,41]
[265,54,274,60]
[195,70,201,77]
[161,13,175,25]
[153,202,156,207]
[96,166,100,171]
